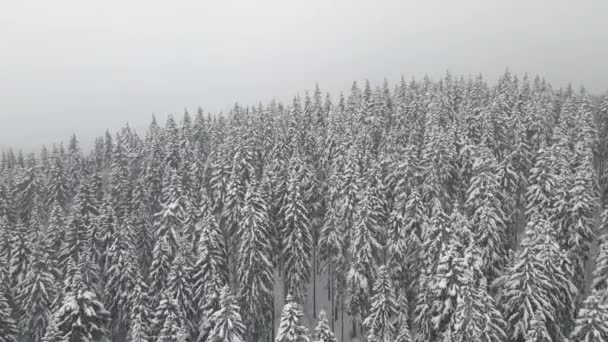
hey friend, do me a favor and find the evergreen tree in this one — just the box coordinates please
[393,187,425,294]
[108,135,131,220]
[448,248,506,342]
[394,292,412,342]
[570,291,608,342]
[237,181,274,341]
[566,142,597,290]
[281,156,313,303]
[155,167,187,256]
[494,214,577,342]
[363,266,398,342]
[313,311,336,342]
[45,201,66,271]
[0,287,18,342]
[103,219,139,339]
[346,185,383,328]
[46,152,69,211]
[41,317,60,342]
[525,311,552,342]
[593,209,608,292]
[128,277,152,342]
[207,286,246,342]
[276,294,310,342]
[193,210,228,317]
[465,144,507,280]
[17,240,57,342]
[149,236,173,302]
[151,292,185,342]
[9,220,31,288]
[156,309,187,342]
[525,146,557,220]
[54,266,110,342]
[94,193,118,274]
[426,208,470,339]
[166,246,195,331]
[196,273,224,342]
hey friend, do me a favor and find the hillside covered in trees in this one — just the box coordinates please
[2,71,608,342]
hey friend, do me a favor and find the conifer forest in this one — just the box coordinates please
[3,71,608,342]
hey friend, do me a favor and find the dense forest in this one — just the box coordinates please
[1,71,608,342]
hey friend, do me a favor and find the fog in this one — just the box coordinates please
[1,0,607,151]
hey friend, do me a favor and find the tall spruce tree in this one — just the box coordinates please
[363,266,398,342]
[237,181,274,341]
[276,294,310,342]
[281,155,313,303]
[207,286,246,342]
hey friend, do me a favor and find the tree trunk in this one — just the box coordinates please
[341,295,345,342]
[313,244,317,318]
[329,262,335,331]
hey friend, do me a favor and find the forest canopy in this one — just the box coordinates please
[1,71,608,342]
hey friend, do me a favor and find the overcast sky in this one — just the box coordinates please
[1,0,607,152]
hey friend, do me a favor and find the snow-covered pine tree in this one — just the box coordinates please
[151,292,185,342]
[94,193,118,274]
[13,162,46,224]
[566,141,598,291]
[79,247,103,298]
[237,180,274,341]
[17,239,57,342]
[41,317,60,342]
[128,276,152,342]
[395,187,425,295]
[593,209,608,292]
[70,177,99,231]
[525,146,557,221]
[9,219,31,288]
[448,247,506,342]
[0,217,8,285]
[103,219,139,340]
[156,307,186,342]
[149,235,173,303]
[46,152,69,211]
[426,208,471,339]
[0,286,18,342]
[207,285,246,342]
[413,200,451,342]
[196,272,224,342]
[493,214,577,342]
[54,264,110,342]
[129,313,151,342]
[276,294,310,342]
[58,209,91,274]
[45,201,65,272]
[346,183,384,331]
[465,144,507,280]
[166,244,195,332]
[222,141,253,249]
[282,154,313,304]
[569,290,608,342]
[499,104,532,230]
[192,209,228,319]
[155,167,187,256]
[108,137,131,220]
[313,311,336,342]
[525,310,552,342]
[317,202,344,329]
[363,266,398,342]
[131,176,155,274]
[394,292,412,342]
[420,112,456,212]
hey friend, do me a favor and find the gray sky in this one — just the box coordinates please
[1,0,607,152]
